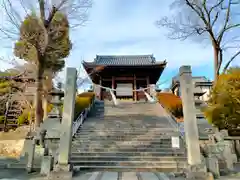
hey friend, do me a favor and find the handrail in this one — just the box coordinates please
[72,99,94,137]
[154,98,187,154]
[199,136,240,141]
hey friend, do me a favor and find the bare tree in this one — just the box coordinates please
[0,0,92,41]
[0,0,92,128]
[157,0,240,81]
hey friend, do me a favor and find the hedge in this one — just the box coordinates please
[74,92,95,118]
[157,92,183,119]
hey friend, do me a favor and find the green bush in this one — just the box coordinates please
[17,110,29,125]
[77,92,95,99]
[0,116,5,124]
[74,92,95,119]
[74,96,92,118]
[203,67,240,130]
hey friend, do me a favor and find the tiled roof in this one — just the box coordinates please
[92,55,165,66]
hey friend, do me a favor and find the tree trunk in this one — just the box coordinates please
[213,44,220,81]
[34,64,44,129]
[42,71,53,120]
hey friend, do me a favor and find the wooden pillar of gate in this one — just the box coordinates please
[134,74,137,101]
[112,76,115,90]
[99,77,102,100]
[112,76,115,98]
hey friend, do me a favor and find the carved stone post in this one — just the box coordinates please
[179,66,201,165]
[58,67,77,169]
[26,138,37,173]
[179,66,209,179]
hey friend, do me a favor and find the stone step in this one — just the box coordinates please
[77,130,177,134]
[71,151,185,156]
[71,149,185,155]
[83,121,175,125]
[70,155,187,161]
[76,131,179,135]
[72,141,175,147]
[72,139,172,144]
[82,125,176,129]
[78,128,178,132]
[73,136,176,142]
[75,135,177,139]
[72,165,185,172]
[84,119,173,123]
[0,162,41,169]
[71,145,176,150]
[70,172,178,180]
[84,122,174,126]
[70,160,187,167]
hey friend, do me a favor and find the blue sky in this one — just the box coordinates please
[0,0,239,89]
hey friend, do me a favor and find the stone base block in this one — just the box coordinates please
[47,171,73,180]
[188,163,207,173]
[186,172,214,180]
[206,157,220,178]
[232,154,238,163]
[40,156,54,175]
[48,164,73,180]
[54,164,73,172]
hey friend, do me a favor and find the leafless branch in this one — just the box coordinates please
[157,0,240,80]
[223,49,240,73]
[0,0,92,42]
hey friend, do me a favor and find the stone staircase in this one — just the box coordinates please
[1,100,22,131]
[70,100,188,173]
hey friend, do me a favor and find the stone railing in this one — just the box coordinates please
[72,99,94,137]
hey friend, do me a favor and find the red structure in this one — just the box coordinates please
[83,55,166,101]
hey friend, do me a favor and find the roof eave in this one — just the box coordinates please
[82,60,167,68]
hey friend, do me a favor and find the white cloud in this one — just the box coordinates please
[0,0,238,78]
[64,0,215,70]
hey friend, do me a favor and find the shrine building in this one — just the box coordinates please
[83,55,167,101]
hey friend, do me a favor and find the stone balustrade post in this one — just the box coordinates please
[179,66,210,179]
[26,138,37,173]
[57,67,77,170]
[179,66,201,165]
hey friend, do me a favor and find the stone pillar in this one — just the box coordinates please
[26,139,36,173]
[179,66,211,179]
[179,66,202,166]
[58,68,77,168]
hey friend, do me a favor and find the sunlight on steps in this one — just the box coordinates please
[70,101,187,173]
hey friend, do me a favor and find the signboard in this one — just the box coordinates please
[116,83,133,96]
[171,136,180,149]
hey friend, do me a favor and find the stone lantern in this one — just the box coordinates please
[48,82,64,120]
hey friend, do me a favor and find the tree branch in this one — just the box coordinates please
[217,0,240,43]
[222,49,240,73]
